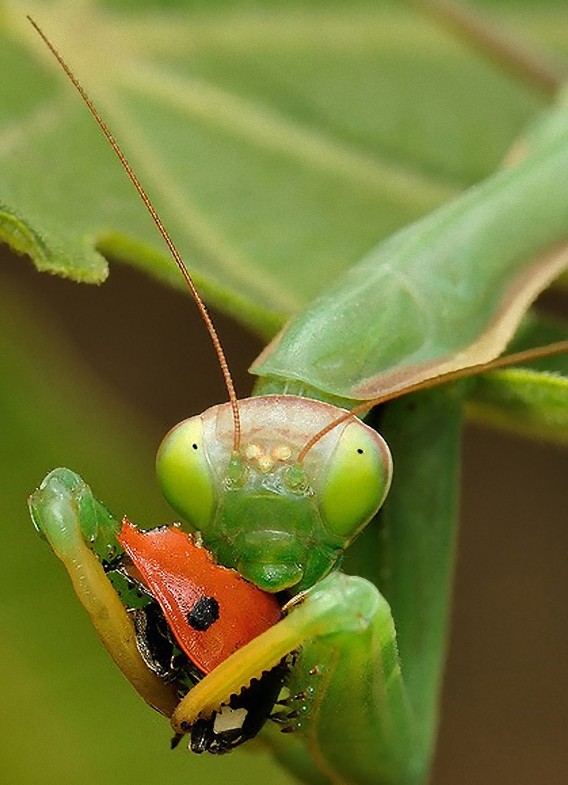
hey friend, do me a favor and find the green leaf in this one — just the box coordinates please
[468,367,568,443]
[0,0,557,335]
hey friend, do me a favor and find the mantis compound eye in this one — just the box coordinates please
[156,417,216,531]
[319,421,392,539]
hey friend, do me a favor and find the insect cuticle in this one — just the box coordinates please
[186,595,220,632]
[224,455,247,489]
[284,463,309,492]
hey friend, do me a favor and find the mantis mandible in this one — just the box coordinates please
[22,13,568,785]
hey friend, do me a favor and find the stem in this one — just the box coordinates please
[365,384,465,773]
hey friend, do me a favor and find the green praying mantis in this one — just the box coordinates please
[3,5,568,785]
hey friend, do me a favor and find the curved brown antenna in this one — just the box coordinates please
[28,16,242,453]
[297,338,568,462]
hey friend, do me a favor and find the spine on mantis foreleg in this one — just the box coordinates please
[284,576,419,785]
[172,569,417,785]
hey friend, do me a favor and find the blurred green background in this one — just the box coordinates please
[1,1,567,784]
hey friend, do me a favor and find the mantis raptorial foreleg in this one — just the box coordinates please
[28,469,179,717]
[29,467,417,785]
[172,571,417,785]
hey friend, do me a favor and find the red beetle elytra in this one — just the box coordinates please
[118,520,282,674]
[115,520,289,753]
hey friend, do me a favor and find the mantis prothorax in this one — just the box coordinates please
[26,15,568,785]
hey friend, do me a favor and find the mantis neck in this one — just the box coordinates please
[252,376,359,413]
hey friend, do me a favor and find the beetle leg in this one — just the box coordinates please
[172,571,417,784]
[28,468,178,716]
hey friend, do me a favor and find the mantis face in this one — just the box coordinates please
[156,395,392,592]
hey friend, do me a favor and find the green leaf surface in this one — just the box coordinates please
[0,0,562,335]
[468,367,568,443]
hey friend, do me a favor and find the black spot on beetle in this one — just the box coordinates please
[357,448,364,454]
[192,443,198,450]
[187,595,220,631]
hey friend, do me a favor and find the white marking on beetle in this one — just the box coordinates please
[213,706,248,733]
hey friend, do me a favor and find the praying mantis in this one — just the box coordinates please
[2,4,568,785]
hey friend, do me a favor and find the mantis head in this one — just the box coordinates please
[26,18,392,596]
[156,395,392,593]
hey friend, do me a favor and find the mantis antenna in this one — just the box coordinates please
[298,338,568,461]
[27,16,242,454]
